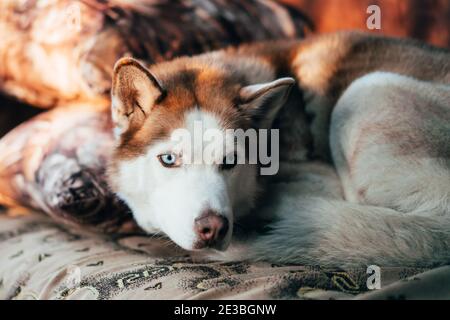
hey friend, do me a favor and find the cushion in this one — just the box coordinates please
[0,102,136,234]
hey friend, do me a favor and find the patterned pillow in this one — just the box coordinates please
[0,101,136,233]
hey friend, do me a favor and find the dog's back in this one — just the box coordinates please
[255,32,450,159]
[240,72,450,268]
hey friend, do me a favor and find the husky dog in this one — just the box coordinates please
[107,32,450,267]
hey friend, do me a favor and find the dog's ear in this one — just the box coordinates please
[111,57,165,137]
[239,77,295,128]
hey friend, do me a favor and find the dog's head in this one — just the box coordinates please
[107,55,293,251]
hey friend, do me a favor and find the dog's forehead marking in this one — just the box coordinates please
[185,108,223,131]
[117,109,230,165]
[112,55,265,163]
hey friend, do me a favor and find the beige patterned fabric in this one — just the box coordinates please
[1,210,449,300]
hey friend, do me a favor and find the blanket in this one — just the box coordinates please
[2,211,449,300]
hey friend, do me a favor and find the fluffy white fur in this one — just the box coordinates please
[220,72,450,268]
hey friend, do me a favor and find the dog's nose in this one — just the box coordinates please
[194,210,229,249]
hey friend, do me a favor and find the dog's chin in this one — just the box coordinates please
[184,236,232,252]
[189,245,230,257]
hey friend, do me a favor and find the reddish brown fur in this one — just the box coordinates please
[112,53,277,162]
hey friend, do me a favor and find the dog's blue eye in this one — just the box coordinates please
[158,153,179,167]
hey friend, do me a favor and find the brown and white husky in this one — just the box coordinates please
[107,31,450,268]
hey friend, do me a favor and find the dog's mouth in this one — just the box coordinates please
[192,235,231,252]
